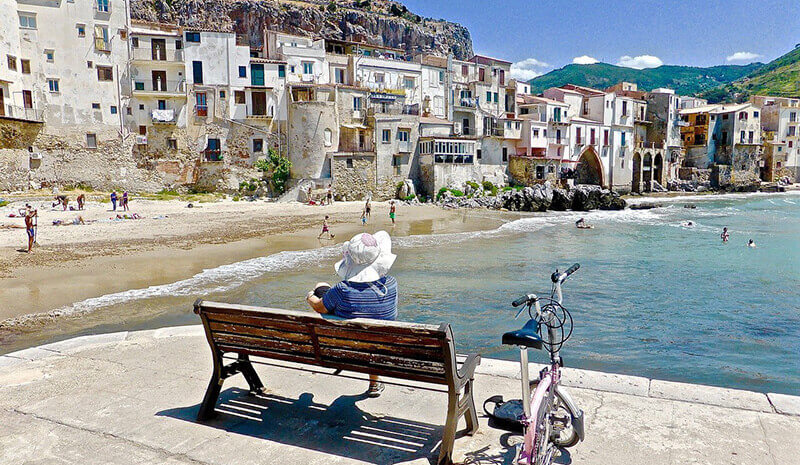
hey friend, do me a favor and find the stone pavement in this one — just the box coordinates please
[1,326,798,465]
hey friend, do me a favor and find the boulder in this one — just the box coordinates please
[550,188,573,211]
[598,189,626,210]
[571,185,602,211]
[398,179,416,198]
[629,202,662,210]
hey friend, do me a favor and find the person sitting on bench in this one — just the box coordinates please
[306,231,398,397]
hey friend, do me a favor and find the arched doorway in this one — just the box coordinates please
[642,153,653,192]
[653,153,664,186]
[574,147,604,186]
[632,152,642,193]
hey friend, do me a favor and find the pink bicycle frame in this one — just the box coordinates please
[518,365,558,465]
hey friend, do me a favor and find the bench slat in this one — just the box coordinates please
[215,333,315,356]
[217,344,318,366]
[317,336,444,362]
[314,325,445,348]
[320,347,446,377]
[207,313,311,334]
[209,321,312,344]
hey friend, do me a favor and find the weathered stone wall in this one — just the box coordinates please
[331,155,375,201]
[287,101,338,179]
[508,156,558,186]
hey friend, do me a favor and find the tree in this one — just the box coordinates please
[255,148,292,195]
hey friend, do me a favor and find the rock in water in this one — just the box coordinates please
[550,188,573,211]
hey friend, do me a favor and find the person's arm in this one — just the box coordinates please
[306,292,328,314]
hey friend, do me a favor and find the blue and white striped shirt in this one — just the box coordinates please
[322,276,398,321]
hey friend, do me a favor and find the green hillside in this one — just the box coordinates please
[700,46,800,103]
[528,62,763,96]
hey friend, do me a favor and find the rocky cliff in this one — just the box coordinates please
[130,0,473,60]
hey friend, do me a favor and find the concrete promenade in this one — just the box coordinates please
[1,326,798,465]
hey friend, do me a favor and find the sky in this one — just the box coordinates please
[400,0,800,80]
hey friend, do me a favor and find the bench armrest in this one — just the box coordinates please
[456,353,481,387]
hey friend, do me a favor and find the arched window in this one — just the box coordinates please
[323,128,332,147]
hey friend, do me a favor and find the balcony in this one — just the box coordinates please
[457,97,478,108]
[0,105,44,122]
[433,154,474,164]
[398,141,413,153]
[367,104,419,117]
[549,117,568,125]
[131,47,184,63]
[337,141,375,153]
[132,80,186,96]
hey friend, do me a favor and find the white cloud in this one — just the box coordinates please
[726,51,761,62]
[616,55,664,69]
[510,58,550,81]
[572,55,599,65]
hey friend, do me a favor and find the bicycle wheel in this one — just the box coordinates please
[531,390,557,465]
[530,380,580,448]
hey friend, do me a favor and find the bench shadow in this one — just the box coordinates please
[158,387,446,464]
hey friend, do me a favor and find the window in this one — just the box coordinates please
[44,50,54,62]
[486,91,491,102]
[576,127,582,145]
[740,131,746,142]
[238,66,246,78]
[302,61,313,74]
[92,103,100,109]
[21,59,30,74]
[18,13,36,29]
[382,129,391,143]
[252,138,263,153]
[353,96,362,110]
[493,92,499,103]
[603,129,609,146]
[22,90,33,109]
[119,29,127,40]
[168,138,177,150]
[96,66,113,81]
[138,125,146,135]
[234,90,245,104]
[87,61,93,68]
[590,128,596,145]
[131,37,138,47]
[250,63,264,86]
[175,39,182,50]
[502,147,508,162]
[398,130,409,142]
[461,64,468,76]
[195,92,207,116]
[479,67,485,81]
[375,73,384,84]
[346,158,354,168]
[739,111,748,120]
[476,149,482,160]
[536,165,544,180]
[722,114,729,120]
[533,129,539,137]
[96,0,109,12]
[86,133,97,148]
[789,126,797,137]
[278,65,285,78]
[126,107,132,115]
[186,32,200,43]
[621,101,628,116]
[621,132,626,147]
[192,61,203,84]
[334,68,345,84]
[218,90,225,99]
[110,105,117,114]
[403,77,415,89]
[157,100,166,110]
[438,70,444,84]
[47,79,59,93]
[324,128,332,147]
[94,25,110,51]
[204,138,221,161]
[790,112,797,123]
[754,111,759,118]
[392,155,401,167]
[7,55,16,71]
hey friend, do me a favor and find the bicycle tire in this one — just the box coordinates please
[530,380,580,448]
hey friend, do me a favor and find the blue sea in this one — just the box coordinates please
[8,192,800,394]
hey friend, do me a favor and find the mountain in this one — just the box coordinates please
[528,62,763,96]
[130,0,473,60]
[700,46,800,103]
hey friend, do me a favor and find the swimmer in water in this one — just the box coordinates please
[747,239,756,248]
[721,227,729,243]
[682,221,694,227]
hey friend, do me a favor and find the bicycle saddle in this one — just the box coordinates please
[502,319,543,350]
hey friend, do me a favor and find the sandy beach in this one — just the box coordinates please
[0,193,514,331]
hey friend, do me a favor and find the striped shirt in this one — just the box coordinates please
[322,276,398,321]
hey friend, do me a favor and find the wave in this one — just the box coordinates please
[627,190,800,205]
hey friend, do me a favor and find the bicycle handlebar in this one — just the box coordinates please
[565,263,580,277]
[512,294,534,307]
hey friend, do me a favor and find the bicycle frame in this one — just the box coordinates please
[517,277,584,464]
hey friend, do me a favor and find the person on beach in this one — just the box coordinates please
[748,239,756,248]
[76,194,85,211]
[305,231,398,397]
[122,191,129,212]
[307,186,313,205]
[721,227,729,243]
[24,206,37,253]
[318,215,335,240]
[389,200,396,225]
[110,191,118,211]
[365,198,371,218]
[361,209,367,226]
[326,185,333,206]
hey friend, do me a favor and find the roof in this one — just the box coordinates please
[709,103,753,114]
[679,104,721,115]
[324,37,404,54]
[249,57,287,64]
[184,26,235,34]
[419,55,447,69]
[419,116,453,125]
[570,116,603,124]
[469,54,513,66]
[560,84,606,97]
[518,95,569,107]
[130,21,182,36]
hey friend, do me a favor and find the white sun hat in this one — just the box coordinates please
[335,231,396,283]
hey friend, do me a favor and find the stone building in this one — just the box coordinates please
[751,95,800,181]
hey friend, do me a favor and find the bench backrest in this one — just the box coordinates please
[194,300,457,385]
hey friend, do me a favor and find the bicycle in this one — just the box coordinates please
[501,263,585,464]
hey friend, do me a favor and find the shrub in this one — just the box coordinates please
[449,189,464,197]
[482,180,495,191]
[466,180,480,191]
[0,200,8,208]
[157,188,180,196]
[402,194,416,201]
[232,195,240,202]
[255,149,292,195]
[326,1,337,13]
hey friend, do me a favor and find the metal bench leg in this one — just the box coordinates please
[237,354,265,394]
[438,392,459,465]
[197,371,222,421]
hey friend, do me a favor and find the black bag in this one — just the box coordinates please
[483,395,525,432]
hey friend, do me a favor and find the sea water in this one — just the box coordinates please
[9,193,800,394]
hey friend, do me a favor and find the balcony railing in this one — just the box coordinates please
[132,79,186,94]
[433,154,474,164]
[337,141,375,153]
[367,104,419,116]
[457,97,478,108]
[0,105,44,122]
[131,47,184,62]
[151,108,175,123]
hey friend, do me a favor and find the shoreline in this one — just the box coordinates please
[0,198,517,351]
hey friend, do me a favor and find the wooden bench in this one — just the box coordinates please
[194,299,481,465]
